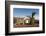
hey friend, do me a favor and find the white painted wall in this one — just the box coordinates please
[0,0,46,36]
[0,0,5,36]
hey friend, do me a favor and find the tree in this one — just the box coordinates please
[13,17,17,24]
[31,12,36,25]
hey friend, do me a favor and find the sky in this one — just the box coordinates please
[13,8,39,20]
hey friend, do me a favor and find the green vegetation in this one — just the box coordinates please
[14,12,36,25]
[31,12,36,25]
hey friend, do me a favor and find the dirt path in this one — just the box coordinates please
[15,24,39,27]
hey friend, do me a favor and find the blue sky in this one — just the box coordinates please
[13,8,39,17]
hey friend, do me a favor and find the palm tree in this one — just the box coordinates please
[31,12,36,25]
